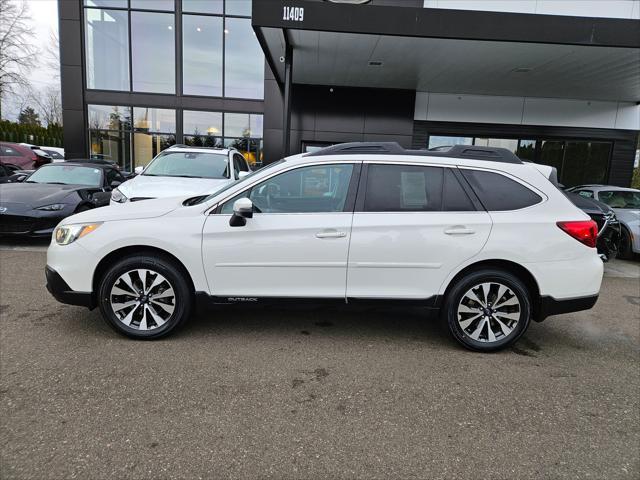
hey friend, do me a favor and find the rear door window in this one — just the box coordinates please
[363,164,476,212]
[461,169,542,211]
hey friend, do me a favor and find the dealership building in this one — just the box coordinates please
[59,0,640,187]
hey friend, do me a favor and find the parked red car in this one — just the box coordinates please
[0,142,52,170]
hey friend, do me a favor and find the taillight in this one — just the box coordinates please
[31,154,38,161]
[557,220,598,248]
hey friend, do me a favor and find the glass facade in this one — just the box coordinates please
[83,1,263,98]
[84,8,129,91]
[224,17,264,99]
[183,14,223,96]
[427,135,612,187]
[131,11,175,93]
[88,105,263,170]
[83,1,265,170]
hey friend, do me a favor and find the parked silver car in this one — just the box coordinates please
[567,185,640,258]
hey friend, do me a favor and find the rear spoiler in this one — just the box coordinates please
[525,162,560,187]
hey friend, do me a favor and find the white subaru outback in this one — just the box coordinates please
[46,142,603,351]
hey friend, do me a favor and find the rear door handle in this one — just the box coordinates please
[444,226,476,235]
[315,230,347,239]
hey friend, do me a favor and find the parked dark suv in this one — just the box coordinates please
[0,142,52,170]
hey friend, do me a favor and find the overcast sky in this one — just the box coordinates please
[28,0,60,89]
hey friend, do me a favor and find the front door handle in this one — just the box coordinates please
[315,230,347,239]
[444,226,476,235]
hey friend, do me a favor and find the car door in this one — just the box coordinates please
[346,162,492,300]
[202,162,360,298]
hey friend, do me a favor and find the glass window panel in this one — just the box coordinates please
[184,110,222,136]
[516,139,536,161]
[88,104,132,130]
[224,137,262,167]
[461,170,542,211]
[428,136,472,149]
[225,0,251,16]
[133,133,176,168]
[365,165,444,212]
[130,0,174,10]
[89,129,131,171]
[240,164,354,214]
[183,15,223,96]
[133,107,176,133]
[474,138,518,153]
[85,9,129,91]
[182,0,223,14]
[131,12,175,93]
[84,0,127,7]
[184,135,223,147]
[249,114,263,138]
[563,141,611,187]
[224,112,249,137]
[224,17,264,99]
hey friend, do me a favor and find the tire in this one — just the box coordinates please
[97,255,192,339]
[443,269,531,352]
[618,227,634,260]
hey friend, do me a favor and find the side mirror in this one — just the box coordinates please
[238,171,250,179]
[134,166,144,175]
[15,174,27,182]
[110,180,121,188]
[229,197,253,227]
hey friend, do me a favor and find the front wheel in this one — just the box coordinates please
[444,269,531,352]
[618,227,634,260]
[97,255,192,339]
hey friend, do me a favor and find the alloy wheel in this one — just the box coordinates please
[456,282,521,343]
[109,269,176,331]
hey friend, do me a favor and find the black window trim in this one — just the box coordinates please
[354,162,484,213]
[213,161,363,215]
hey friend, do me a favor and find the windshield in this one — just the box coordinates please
[143,152,230,179]
[598,190,640,209]
[26,165,102,186]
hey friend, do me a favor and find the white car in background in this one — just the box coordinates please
[567,185,640,258]
[110,145,251,204]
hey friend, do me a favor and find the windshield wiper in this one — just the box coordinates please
[167,175,203,178]
[46,182,67,185]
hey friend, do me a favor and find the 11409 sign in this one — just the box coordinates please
[283,6,304,22]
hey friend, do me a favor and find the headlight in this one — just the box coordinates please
[111,188,127,203]
[54,223,102,245]
[36,203,65,211]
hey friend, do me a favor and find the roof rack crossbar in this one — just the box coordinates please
[306,142,522,164]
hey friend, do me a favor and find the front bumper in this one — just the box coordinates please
[45,266,95,309]
[535,294,599,322]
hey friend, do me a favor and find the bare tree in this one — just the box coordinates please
[32,85,62,126]
[0,0,36,119]
[44,28,60,82]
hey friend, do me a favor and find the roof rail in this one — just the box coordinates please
[306,142,522,164]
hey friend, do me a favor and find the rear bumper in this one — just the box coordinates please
[535,294,599,322]
[45,266,95,309]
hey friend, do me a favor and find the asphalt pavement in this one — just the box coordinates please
[0,246,638,479]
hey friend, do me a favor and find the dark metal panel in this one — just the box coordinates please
[62,109,88,159]
[59,20,82,66]
[609,136,639,187]
[252,0,640,48]
[60,65,85,111]
[282,35,293,156]
[58,0,81,20]
[84,91,264,113]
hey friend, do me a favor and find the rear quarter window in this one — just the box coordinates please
[461,169,542,211]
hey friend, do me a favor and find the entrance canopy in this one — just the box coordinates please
[253,0,640,102]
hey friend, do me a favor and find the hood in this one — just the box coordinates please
[64,195,188,225]
[0,182,84,208]
[119,175,233,200]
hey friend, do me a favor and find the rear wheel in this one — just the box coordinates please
[97,255,192,339]
[444,269,531,352]
[618,226,634,260]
